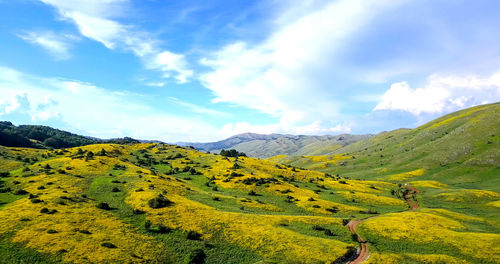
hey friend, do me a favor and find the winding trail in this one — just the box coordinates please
[345,186,420,264]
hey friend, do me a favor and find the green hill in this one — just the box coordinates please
[277,102,500,190]
[0,104,498,263]
[0,122,142,149]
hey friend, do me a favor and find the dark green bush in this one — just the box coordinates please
[312,225,325,231]
[97,202,112,210]
[101,242,117,248]
[14,189,29,195]
[324,229,335,236]
[186,231,202,240]
[184,249,206,264]
[133,209,146,215]
[148,195,172,209]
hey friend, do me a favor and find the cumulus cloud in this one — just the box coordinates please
[0,94,30,115]
[0,66,221,141]
[38,0,193,83]
[374,72,500,115]
[200,0,401,131]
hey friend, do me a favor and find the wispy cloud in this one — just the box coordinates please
[200,0,403,132]
[18,31,78,60]
[38,0,193,83]
[168,97,231,117]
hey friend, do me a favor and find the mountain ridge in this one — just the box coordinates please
[180,132,372,158]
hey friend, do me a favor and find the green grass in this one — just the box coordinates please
[86,173,262,264]
[278,221,353,244]
[358,228,498,264]
[0,233,62,264]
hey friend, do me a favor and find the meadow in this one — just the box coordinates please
[0,103,499,263]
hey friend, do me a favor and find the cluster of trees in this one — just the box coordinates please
[219,149,247,157]
[0,122,143,149]
[0,122,98,148]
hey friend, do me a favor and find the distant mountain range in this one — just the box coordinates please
[180,133,372,158]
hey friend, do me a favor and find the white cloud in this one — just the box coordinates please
[18,31,77,60]
[0,66,220,142]
[200,0,401,131]
[1,94,30,115]
[148,52,194,84]
[38,0,192,83]
[374,72,500,115]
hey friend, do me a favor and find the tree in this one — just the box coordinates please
[220,149,246,158]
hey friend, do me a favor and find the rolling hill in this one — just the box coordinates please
[0,103,498,264]
[182,133,372,158]
[0,121,142,149]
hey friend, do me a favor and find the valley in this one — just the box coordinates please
[0,103,499,263]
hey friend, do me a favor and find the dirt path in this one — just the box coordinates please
[347,220,370,264]
[344,186,420,264]
[403,186,420,210]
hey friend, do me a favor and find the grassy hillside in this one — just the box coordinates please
[276,103,500,188]
[0,104,498,263]
[270,103,500,263]
[185,133,371,158]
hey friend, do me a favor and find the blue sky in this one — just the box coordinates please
[1,0,499,142]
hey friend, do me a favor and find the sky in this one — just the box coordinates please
[0,0,499,142]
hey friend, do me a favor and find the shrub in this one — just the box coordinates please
[248,190,257,196]
[220,149,246,158]
[47,229,58,234]
[324,229,335,236]
[30,198,43,204]
[0,187,12,193]
[184,249,206,264]
[212,197,220,201]
[97,202,112,210]
[40,208,50,213]
[79,230,92,234]
[101,242,117,248]
[326,207,339,213]
[0,172,10,177]
[148,195,173,209]
[14,189,29,195]
[112,164,126,170]
[133,209,146,214]
[111,187,120,192]
[157,225,171,234]
[186,231,202,240]
[312,225,325,231]
[145,220,152,231]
